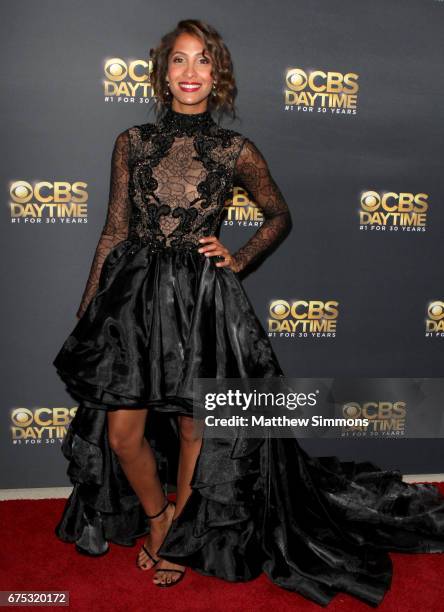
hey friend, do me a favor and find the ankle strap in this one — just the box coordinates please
[146,497,170,519]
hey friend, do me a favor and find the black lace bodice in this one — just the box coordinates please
[76,107,292,318]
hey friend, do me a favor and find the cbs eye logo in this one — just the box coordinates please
[343,403,360,419]
[11,408,34,427]
[426,301,444,334]
[285,69,359,94]
[10,181,33,203]
[270,300,290,320]
[360,191,428,213]
[427,301,444,321]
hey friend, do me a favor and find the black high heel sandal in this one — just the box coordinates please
[136,497,174,571]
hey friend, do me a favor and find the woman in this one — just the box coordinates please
[53,19,444,605]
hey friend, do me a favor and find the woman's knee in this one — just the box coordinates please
[108,429,143,456]
[179,416,203,444]
[107,410,146,457]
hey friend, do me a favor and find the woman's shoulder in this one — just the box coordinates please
[110,122,155,138]
[110,125,144,143]
[217,124,246,143]
[111,123,157,151]
[213,121,256,149]
[126,122,156,140]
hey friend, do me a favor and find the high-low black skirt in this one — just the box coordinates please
[53,239,444,608]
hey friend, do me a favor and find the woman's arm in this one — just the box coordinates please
[76,129,131,319]
[231,137,292,273]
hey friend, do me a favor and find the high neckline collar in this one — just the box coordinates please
[159,106,216,136]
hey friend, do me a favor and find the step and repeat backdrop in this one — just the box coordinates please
[2,0,443,488]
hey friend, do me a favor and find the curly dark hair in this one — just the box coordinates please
[149,19,238,122]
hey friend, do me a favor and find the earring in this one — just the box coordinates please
[212,82,217,96]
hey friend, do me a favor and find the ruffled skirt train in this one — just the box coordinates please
[53,240,444,607]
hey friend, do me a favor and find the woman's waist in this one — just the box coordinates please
[125,234,224,261]
[127,234,200,253]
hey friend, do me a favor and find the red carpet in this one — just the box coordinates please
[1,484,444,611]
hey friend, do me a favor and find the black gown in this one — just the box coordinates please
[53,107,444,608]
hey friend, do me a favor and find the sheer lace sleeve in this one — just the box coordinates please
[76,129,131,319]
[231,138,292,273]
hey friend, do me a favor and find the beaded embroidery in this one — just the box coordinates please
[76,107,292,318]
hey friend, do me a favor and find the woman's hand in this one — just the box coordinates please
[197,236,241,272]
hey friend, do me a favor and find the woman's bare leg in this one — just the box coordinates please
[153,415,203,585]
[107,408,175,570]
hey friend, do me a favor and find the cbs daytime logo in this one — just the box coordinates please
[284,68,359,115]
[223,187,264,228]
[104,57,153,103]
[340,401,406,438]
[10,407,77,445]
[9,181,88,225]
[268,300,339,339]
[359,191,428,232]
[425,301,444,338]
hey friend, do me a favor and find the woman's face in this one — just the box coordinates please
[166,33,214,113]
